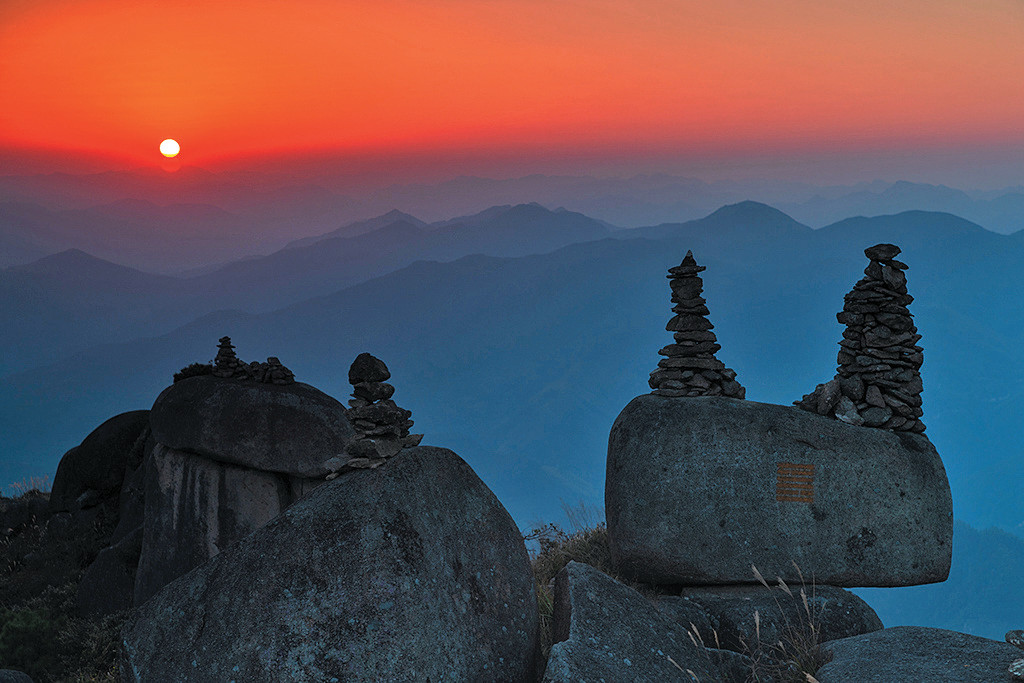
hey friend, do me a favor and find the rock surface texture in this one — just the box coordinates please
[816,626,1022,682]
[48,410,149,514]
[796,243,925,432]
[542,561,733,682]
[135,358,353,606]
[120,446,540,682]
[1009,629,1024,680]
[661,584,882,653]
[606,395,952,586]
[648,251,745,398]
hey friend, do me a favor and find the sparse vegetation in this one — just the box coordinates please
[172,361,213,383]
[0,484,124,682]
[524,501,831,682]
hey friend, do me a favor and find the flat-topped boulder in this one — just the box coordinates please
[816,626,1022,682]
[121,446,540,682]
[149,375,353,478]
[606,394,952,587]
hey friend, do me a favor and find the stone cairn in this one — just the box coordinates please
[795,243,925,432]
[211,336,295,385]
[329,353,423,475]
[649,250,745,398]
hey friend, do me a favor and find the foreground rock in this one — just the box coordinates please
[120,446,540,682]
[606,395,952,586]
[657,584,882,653]
[816,626,1021,682]
[543,561,735,682]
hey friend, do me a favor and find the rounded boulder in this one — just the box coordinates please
[119,445,541,682]
[49,410,149,514]
[149,375,353,478]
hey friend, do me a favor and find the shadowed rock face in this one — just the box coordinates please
[149,375,353,478]
[120,446,540,683]
[543,561,728,682]
[606,394,952,587]
[816,626,1022,682]
[48,410,149,514]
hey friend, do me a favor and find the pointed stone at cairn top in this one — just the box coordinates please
[337,353,423,472]
[795,243,925,433]
[649,252,745,399]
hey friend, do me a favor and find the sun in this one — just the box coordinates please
[159,139,180,158]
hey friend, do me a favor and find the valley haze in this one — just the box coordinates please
[2,164,1023,645]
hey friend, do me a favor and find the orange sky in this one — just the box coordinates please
[1,0,1023,168]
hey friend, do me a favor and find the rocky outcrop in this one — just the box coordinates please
[149,374,352,478]
[796,244,925,432]
[48,410,149,514]
[0,670,33,683]
[120,446,540,682]
[211,336,296,384]
[1009,629,1024,680]
[816,626,1022,682]
[76,526,141,618]
[606,395,952,586]
[135,360,354,606]
[659,584,882,653]
[543,561,734,682]
[649,251,744,399]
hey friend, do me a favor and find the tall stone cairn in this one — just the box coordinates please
[795,243,925,432]
[342,353,423,468]
[649,251,745,399]
[212,336,247,379]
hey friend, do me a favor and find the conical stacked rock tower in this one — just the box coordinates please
[649,250,745,398]
[340,353,423,468]
[795,243,925,432]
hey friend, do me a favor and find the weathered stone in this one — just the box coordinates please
[816,626,1021,683]
[1008,630,1024,649]
[348,351,391,384]
[1010,658,1024,680]
[134,445,323,607]
[607,395,952,586]
[76,526,142,618]
[352,380,395,402]
[149,375,353,478]
[864,243,901,261]
[542,561,722,682]
[49,410,149,514]
[669,584,882,653]
[0,671,33,683]
[121,446,540,683]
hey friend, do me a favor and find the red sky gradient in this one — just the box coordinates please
[2,0,1023,173]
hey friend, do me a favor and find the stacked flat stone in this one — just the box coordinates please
[795,243,925,432]
[648,251,745,399]
[212,337,248,379]
[341,353,423,468]
[247,357,296,385]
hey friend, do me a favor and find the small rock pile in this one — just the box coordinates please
[1009,629,1024,681]
[795,244,925,432]
[211,337,295,385]
[331,353,422,473]
[212,337,248,379]
[649,251,745,398]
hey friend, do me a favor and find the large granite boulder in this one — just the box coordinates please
[543,561,741,682]
[659,584,882,653]
[76,526,142,618]
[120,446,540,682]
[816,626,1022,682]
[48,410,149,514]
[607,395,952,586]
[134,376,354,606]
[149,375,353,478]
[134,444,325,606]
